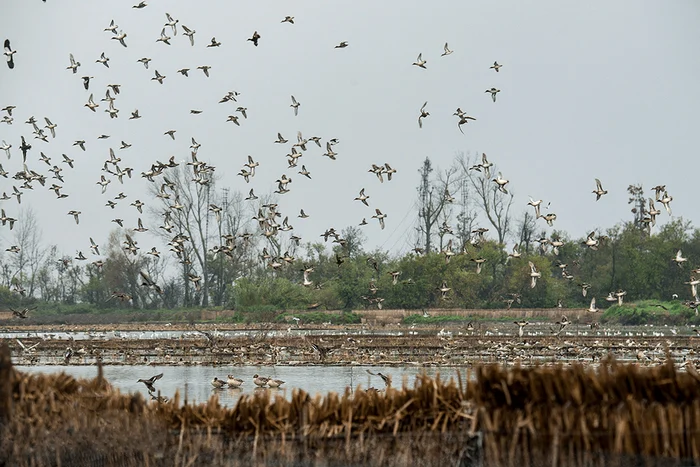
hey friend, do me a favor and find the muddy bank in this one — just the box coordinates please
[3,324,697,367]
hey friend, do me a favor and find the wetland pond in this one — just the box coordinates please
[17,364,460,407]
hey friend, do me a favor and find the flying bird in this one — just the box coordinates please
[418,102,429,128]
[182,25,196,46]
[441,43,453,56]
[137,373,163,392]
[485,87,500,102]
[248,31,261,46]
[290,95,300,116]
[490,61,502,72]
[528,261,541,288]
[372,209,387,229]
[152,70,166,84]
[592,178,608,200]
[95,52,110,68]
[112,30,128,47]
[66,53,80,73]
[412,53,427,69]
[4,39,16,69]
[355,188,370,206]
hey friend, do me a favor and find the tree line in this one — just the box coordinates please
[1,153,697,313]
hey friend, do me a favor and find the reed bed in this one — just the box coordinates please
[2,344,700,466]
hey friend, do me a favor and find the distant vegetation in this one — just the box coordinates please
[1,157,699,322]
[601,300,700,326]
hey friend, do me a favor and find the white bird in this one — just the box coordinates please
[290,95,300,116]
[412,53,426,69]
[95,52,110,68]
[418,102,429,128]
[673,250,687,266]
[182,25,196,46]
[587,297,600,313]
[528,261,541,288]
[112,30,128,47]
[165,12,179,35]
[66,53,80,73]
[441,43,453,56]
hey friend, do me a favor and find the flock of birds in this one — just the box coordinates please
[135,369,394,401]
[137,372,284,402]
[1,2,699,330]
[0,3,502,307]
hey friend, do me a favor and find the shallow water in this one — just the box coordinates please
[16,364,462,407]
[0,328,404,341]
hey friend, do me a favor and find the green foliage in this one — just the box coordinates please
[602,300,700,326]
[232,277,312,311]
[403,314,472,325]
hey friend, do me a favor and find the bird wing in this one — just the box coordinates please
[595,178,603,190]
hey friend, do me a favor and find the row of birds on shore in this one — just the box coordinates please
[210,374,284,389]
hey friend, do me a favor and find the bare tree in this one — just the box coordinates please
[455,177,478,251]
[147,165,215,306]
[415,157,458,253]
[10,207,47,297]
[458,153,514,245]
[627,184,647,232]
[515,211,538,254]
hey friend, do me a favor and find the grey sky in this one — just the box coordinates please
[1,0,699,261]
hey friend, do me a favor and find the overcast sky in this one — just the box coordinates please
[1,0,699,263]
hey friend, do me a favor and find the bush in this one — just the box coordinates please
[601,300,700,326]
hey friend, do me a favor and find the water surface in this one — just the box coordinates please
[17,364,462,407]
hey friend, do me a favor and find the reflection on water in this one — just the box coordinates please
[16,365,463,407]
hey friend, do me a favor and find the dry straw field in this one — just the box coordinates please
[1,343,700,466]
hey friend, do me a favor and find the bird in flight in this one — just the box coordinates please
[248,31,261,46]
[418,102,429,128]
[490,61,502,72]
[96,52,110,68]
[485,87,500,102]
[412,53,426,69]
[290,95,300,116]
[592,178,608,201]
[182,25,196,46]
[112,30,128,47]
[372,209,387,229]
[4,39,16,69]
[66,53,80,73]
[335,41,349,49]
[528,261,541,288]
[441,43,453,56]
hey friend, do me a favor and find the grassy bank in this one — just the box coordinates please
[601,300,700,325]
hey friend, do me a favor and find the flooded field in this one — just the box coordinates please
[2,321,697,370]
[16,364,450,407]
